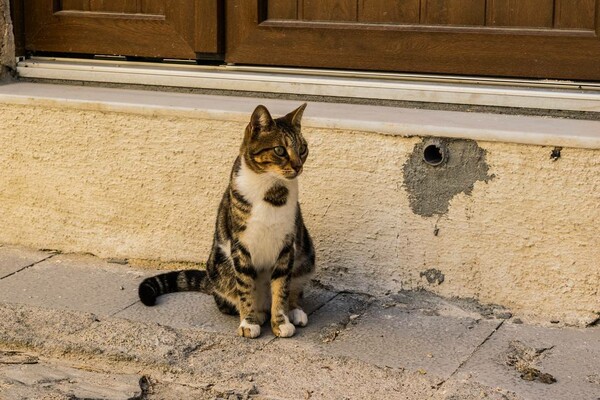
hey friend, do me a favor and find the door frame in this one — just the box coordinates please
[10,0,25,58]
[9,0,600,81]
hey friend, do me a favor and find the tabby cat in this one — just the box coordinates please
[139,103,315,338]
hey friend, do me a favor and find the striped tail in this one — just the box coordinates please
[138,269,210,306]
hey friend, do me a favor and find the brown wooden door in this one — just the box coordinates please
[24,0,221,59]
[226,0,600,80]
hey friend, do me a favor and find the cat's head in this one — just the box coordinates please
[242,103,308,180]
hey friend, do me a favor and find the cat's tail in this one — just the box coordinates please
[138,269,210,306]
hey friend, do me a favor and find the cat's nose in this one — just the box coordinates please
[291,159,303,172]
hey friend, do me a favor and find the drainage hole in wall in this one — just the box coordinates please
[423,144,445,166]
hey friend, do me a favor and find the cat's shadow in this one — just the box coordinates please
[122,284,338,338]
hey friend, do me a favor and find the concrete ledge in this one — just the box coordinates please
[1,82,600,149]
[1,81,599,327]
[16,57,600,112]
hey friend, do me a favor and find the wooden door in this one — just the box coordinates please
[226,0,600,80]
[23,0,221,59]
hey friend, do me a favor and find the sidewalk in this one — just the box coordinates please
[0,244,598,400]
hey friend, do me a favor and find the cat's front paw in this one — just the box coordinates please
[271,313,295,338]
[238,319,261,338]
[273,321,295,338]
[289,308,308,327]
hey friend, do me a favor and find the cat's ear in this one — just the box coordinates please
[283,103,307,128]
[250,105,274,132]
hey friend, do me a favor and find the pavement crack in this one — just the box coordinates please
[260,292,344,350]
[0,253,58,280]
[436,319,505,389]
[308,291,342,317]
[109,300,140,317]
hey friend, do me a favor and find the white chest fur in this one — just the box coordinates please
[235,160,299,270]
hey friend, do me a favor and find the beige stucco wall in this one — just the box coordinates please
[0,0,15,81]
[1,103,598,326]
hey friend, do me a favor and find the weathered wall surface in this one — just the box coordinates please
[1,104,598,326]
[0,0,15,81]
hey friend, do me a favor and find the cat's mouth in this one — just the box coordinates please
[283,169,302,179]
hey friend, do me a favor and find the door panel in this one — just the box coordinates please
[421,0,486,26]
[487,0,554,27]
[303,0,357,22]
[24,0,220,59]
[358,0,421,24]
[60,0,139,13]
[268,2,298,20]
[555,0,596,30]
[226,0,600,80]
[140,1,166,14]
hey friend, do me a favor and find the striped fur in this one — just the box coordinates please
[138,103,315,338]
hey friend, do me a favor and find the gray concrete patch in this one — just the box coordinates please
[420,268,445,285]
[0,253,147,316]
[403,138,492,217]
[320,301,502,383]
[388,290,514,322]
[0,246,54,279]
[450,322,600,400]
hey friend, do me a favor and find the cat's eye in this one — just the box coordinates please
[299,145,307,155]
[273,146,287,157]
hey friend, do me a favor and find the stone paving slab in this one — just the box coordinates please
[318,300,502,383]
[0,245,54,279]
[0,353,142,400]
[0,253,147,316]
[450,322,600,400]
[0,247,598,399]
[116,284,337,336]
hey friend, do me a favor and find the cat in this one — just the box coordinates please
[138,103,315,338]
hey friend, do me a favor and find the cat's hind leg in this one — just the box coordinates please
[289,307,308,327]
[288,275,310,327]
[253,271,271,325]
[213,293,238,316]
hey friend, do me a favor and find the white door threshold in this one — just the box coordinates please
[1,81,599,149]
[16,57,600,113]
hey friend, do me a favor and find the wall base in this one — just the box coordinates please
[1,83,599,327]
